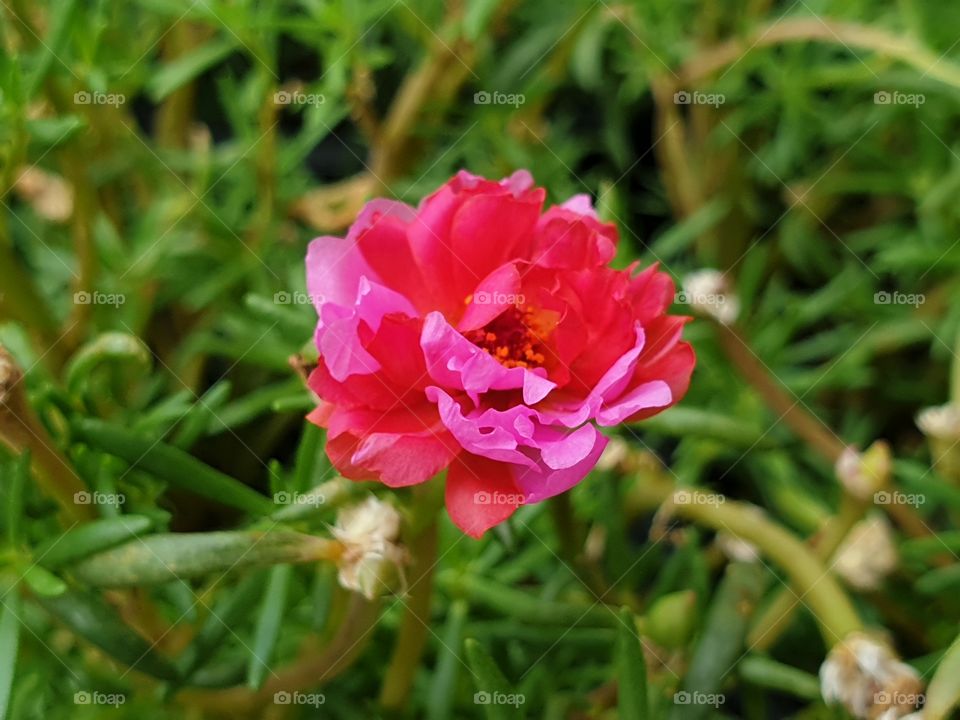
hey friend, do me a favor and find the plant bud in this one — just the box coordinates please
[916,404,960,482]
[332,497,407,599]
[820,632,923,719]
[833,515,898,592]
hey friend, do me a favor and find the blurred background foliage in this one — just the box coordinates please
[1,0,960,718]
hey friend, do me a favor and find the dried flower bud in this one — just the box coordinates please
[836,442,892,500]
[596,437,630,471]
[917,404,960,440]
[332,497,406,599]
[820,632,923,719]
[833,515,898,591]
[716,532,760,563]
[917,404,960,482]
[681,269,740,326]
[13,166,74,223]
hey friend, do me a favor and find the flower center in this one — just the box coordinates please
[465,305,549,369]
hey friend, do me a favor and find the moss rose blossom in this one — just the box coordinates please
[306,171,695,537]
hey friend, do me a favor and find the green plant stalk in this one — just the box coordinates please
[952,329,960,407]
[922,630,960,720]
[72,531,342,587]
[669,492,863,647]
[0,348,92,523]
[747,495,868,649]
[677,18,960,91]
[380,484,442,711]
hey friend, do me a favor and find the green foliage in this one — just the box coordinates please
[1,0,960,718]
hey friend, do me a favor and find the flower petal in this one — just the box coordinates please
[445,453,523,538]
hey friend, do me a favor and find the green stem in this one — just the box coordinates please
[670,491,863,647]
[952,328,960,407]
[380,488,440,711]
[747,496,867,649]
[678,18,960,91]
[922,630,960,720]
[71,531,342,587]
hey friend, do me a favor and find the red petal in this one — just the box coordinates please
[445,454,523,538]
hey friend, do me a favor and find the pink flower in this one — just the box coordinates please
[305,171,695,537]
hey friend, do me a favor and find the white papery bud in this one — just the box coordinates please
[833,515,898,591]
[332,497,406,599]
[716,532,760,563]
[820,632,923,719]
[836,443,891,500]
[916,404,960,481]
[680,269,740,325]
[916,404,960,440]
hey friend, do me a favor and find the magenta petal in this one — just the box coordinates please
[306,236,374,314]
[458,263,522,331]
[543,323,646,427]
[537,423,602,470]
[596,380,672,426]
[319,277,417,381]
[426,386,537,468]
[560,193,598,218]
[514,429,608,503]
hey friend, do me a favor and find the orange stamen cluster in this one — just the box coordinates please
[465,305,548,369]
